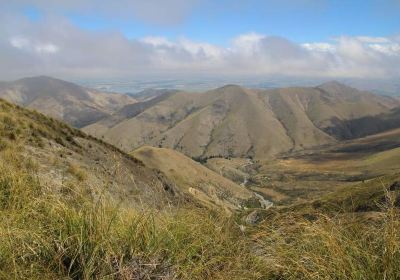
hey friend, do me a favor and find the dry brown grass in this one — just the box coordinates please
[2,97,400,279]
[250,182,400,280]
[0,117,268,279]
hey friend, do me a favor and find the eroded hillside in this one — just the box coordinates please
[0,98,260,212]
[0,76,137,127]
[84,82,400,159]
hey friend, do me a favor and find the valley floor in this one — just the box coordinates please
[206,128,400,206]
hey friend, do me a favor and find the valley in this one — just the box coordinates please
[81,78,400,208]
[2,76,399,207]
[2,0,400,278]
[208,127,400,205]
[84,81,400,160]
[1,76,400,279]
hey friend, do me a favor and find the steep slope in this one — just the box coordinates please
[0,98,257,211]
[85,91,175,137]
[132,146,260,212]
[129,88,179,101]
[309,81,399,138]
[0,76,136,127]
[85,91,203,151]
[0,99,272,279]
[0,98,175,207]
[84,82,400,159]
[85,85,294,158]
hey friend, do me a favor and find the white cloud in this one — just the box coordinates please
[231,32,266,54]
[35,43,59,54]
[10,36,30,49]
[302,42,335,52]
[9,36,59,54]
[1,14,400,80]
[356,36,390,43]
[369,43,400,55]
[140,36,175,47]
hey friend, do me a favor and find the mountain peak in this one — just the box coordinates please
[18,75,63,83]
[0,76,136,127]
[318,80,347,88]
[219,84,244,90]
[317,80,358,94]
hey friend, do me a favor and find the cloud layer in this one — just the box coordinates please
[1,13,399,80]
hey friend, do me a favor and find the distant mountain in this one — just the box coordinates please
[129,88,180,101]
[84,82,400,159]
[85,90,175,137]
[0,97,259,212]
[343,79,400,96]
[0,76,137,127]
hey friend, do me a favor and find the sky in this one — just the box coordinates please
[0,0,399,81]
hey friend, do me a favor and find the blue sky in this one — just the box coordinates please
[1,0,399,80]
[21,0,400,45]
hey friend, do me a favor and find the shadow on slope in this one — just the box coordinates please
[324,107,400,140]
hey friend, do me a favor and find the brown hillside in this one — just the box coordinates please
[0,76,136,127]
[0,97,260,211]
[131,146,262,212]
[84,83,400,159]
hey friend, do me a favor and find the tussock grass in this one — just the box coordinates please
[67,162,88,182]
[1,143,400,280]
[1,97,400,279]
[254,192,400,280]
[0,142,267,280]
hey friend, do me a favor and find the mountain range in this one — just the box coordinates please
[84,81,400,159]
[0,97,262,212]
[2,76,399,160]
[0,76,137,127]
[2,76,400,279]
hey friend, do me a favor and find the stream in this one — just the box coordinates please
[240,159,273,209]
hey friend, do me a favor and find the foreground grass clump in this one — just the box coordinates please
[2,138,400,280]
[254,196,400,280]
[0,145,266,280]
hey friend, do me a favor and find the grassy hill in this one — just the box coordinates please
[0,76,136,127]
[132,146,258,212]
[202,127,400,206]
[0,97,261,212]
[84,82,400,160]
[0,98,184,207]
[251,173,400,280]
[1,97,400,279]
[0,98,270,279]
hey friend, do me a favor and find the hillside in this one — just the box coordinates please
[0,97,258,211]
[0,98,271,279]
[129,88,179,101]
[0,97,177,207]
[132,146,266,212]
[206,127,400,206]
[1,93,400,280]
[84,82,400,159]
[0,76,137,127]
